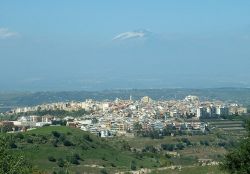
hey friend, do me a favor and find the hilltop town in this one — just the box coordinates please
[1,95,247,136]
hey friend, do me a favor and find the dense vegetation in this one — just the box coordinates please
[220,121,250,173]
[0,136,33,174]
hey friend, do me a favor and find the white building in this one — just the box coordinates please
[216,106,229,116]
[196,107,207,118]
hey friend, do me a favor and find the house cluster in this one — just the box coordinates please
[2,95,248,136]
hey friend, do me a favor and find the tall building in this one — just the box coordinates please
[196,107,207,118]
[206,105,217,117]
[216,106,229,116]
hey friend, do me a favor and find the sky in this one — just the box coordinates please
[0,1,250,91]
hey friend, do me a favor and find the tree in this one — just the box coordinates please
[130,160,137,171]
[48,156,57,162]
[66,154,80,165]
[220,121,250,173]
[63,140,73,146]
[0,135,32,174]
[100,169,108,174]
[176,143,185,150]
[57,158,65,168]
[161,144,175,151]
[52,131,61,138]
[83,134,92,142]
[0,124,13,133]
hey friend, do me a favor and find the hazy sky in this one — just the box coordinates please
[1,1,250,91]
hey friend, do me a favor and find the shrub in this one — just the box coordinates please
[81,144,89,150]
[9,142,17,148]
[100,169,108,174]
[83,134,92,142]
[52,141,58,147]
[165,154,171,159]
[41,135,48,141]
[51,131,61,138]
[73,153,81,160]
[130,160,136,170]
[26,138,33,144]
[204,140,210,146]
[161,144,174,151]
[181,138,192,146]
[102,157,107,161]
[176,143,185,150]
[57,158,64,167]
[63,140,73,146]
[218,141,226,147]
[111,163,116,167]
[66,154,80,165]
[66,155,80,165]
[48,156,56,162]
[15,133,24,139]
[59,134,66,142]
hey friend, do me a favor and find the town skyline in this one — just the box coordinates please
[3,95,247,136]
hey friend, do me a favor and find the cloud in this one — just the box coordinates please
[0,28,19,39]
[113,29,151,41]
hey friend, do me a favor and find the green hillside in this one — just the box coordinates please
[7,126,169,174]
[1,126,234,173]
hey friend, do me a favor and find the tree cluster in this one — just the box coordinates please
[221,121,250,173]
[0,136,33,174]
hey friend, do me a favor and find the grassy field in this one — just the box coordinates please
[26,125,80,135]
